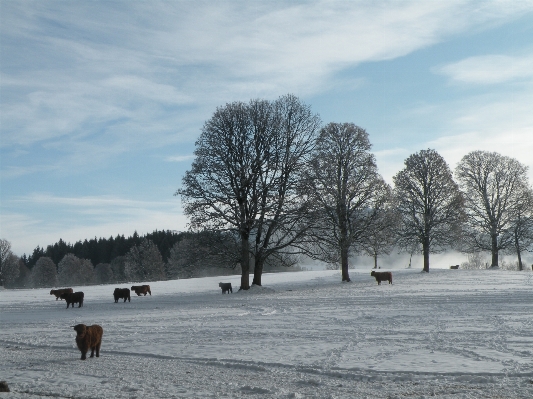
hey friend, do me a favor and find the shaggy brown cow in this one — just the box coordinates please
[450,265,459,269]
[219,282,232,294]
[370,270,392,285]
[131,285,151,296]
[50,288,73,300]
[60,292,84,308]
[71,324,103,360]
[113,288,131,303]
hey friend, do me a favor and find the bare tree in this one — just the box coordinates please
[178,95,320,289]
[125,239,165,282]
[0,239,20,287]
[455,151,530,267]
[505,187,533,270]
[361,204,398,269]
[305,123,390,282]
[30,257,57,288]
[394,149,465,273]
[179,100,267,289]
[251,95,321,286]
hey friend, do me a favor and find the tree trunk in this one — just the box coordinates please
[252,256,263,286]
[240,236,250,290]
[373,254,378,269]
[515,236,523,271]
[341,245,350,282]
[422,238,429,273]
[491,233,499,267]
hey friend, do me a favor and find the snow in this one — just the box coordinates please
[1,269,532,398]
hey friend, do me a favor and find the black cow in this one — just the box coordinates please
[113,288,131,303]
[60,292,84,308]
[219,282,232,294]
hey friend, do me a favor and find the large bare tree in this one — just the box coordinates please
[394,149,465,273]
[251,95,321,286]
[455,151,530,267]
[178,95,320,289]
[305,123,390,282]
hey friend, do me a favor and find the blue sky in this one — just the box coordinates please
[1,1,533,256]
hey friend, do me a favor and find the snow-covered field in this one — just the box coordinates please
[1,268,532,398]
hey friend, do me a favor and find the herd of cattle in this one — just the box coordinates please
[51,272,396,310]
[49,285,152,308]
[52,264,506,311]
[50,272,393,360]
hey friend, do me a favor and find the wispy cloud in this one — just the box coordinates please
[10,193,180,214]
[427,92,533,179]
[165,155,195,163]
[2,0,532,155]
[435,53,533,84]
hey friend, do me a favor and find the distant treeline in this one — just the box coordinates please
[22,230,185,269]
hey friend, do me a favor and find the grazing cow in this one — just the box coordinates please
[71,324,103,360]
[370,270,392,285]
[131,285,151,296]
[113,288,131,303]
[450,265,460,269]
[219,282,232,294]
[60,292,84,308]
[50,288,73,300]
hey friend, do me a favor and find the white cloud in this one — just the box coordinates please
[165,155,195,163]
[409,84,533,182]
[10,193,180,215]
[436,53,533,84]
[3,0,532,151]
[375,83,533,185]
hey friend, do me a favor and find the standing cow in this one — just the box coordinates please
[370,271,393,285]
[131,285,151,296]
[113,288,131,303]
[219,282,232,294]
[60,292,84,308]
